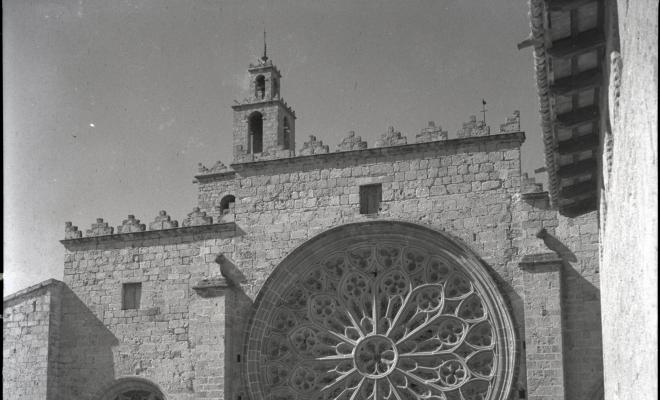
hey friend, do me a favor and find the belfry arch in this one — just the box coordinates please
[245,221,517,400]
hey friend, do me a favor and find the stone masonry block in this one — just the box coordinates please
[374,126,408,147]
[336,131,368,151]
[182,207,213,227]
[117,215,147,234]
[149,210,180,230]
[86,218,114,236]
[65,221,82,239]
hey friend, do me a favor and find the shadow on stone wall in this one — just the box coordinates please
[561,261,604,398]
[59,285,118,399]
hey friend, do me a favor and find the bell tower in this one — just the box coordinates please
[231,33,296,163]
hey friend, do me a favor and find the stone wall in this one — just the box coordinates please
[3,279,63,400]
[49,131,604,399]
[600,1,658,399]
[513,192,602,399]
[60,226,237,400]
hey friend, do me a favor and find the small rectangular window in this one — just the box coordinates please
[360,184,382,215]
[122,282,142,310]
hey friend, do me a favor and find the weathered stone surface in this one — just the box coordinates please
[182,207,213,226]
[457,115,491,138]
[148,210,179,230]
[499,110,521,133]
[415,121,448,143]
[374,126,407,147]
[116,215,146,234]
[198,161,231,175]
[336,131,367,151]
[85,218,113,237]
[299,135,329,155]
[64,221,82,239]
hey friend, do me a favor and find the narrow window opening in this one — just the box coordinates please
[122,282,142,310]
[220,195,236,215]
[283,117,291,150]
[518,389,526,398]
[360,184,382,215]
[248,112,263,153]
[472,233,477,241]
[255,75,265,99]
[236,354,241,362]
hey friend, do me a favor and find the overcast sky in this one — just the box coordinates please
[3,0,543,295]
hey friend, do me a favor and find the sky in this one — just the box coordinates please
[3,0,544,295]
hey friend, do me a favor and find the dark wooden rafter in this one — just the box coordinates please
[547,29,605,59]
[546,0,601,12]
[557,134,599,154]
[557,157,597,178]
[561,195,598,217]
[555,105,599,129]
[550,68,602,96]
[559,178,597,198]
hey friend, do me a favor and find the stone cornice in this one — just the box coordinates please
[60,222,237,248]
[231,98,296,118]
[3,279,63,304]
[224,131,525,172]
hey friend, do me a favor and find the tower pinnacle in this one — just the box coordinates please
[261,30,268,62]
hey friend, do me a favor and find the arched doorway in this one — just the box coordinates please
[245,221,517,400]
[95,377,165,400]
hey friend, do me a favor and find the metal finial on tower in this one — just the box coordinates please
[481,99,488,123]
[261,29,268,62]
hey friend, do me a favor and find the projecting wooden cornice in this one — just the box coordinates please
[557,158,598,178]
[555,105,599,129]
[549,69,602,96]
[557,134,599,155]
[547,29,605,59]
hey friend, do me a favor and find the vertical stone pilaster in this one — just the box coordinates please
[520,253,565,400]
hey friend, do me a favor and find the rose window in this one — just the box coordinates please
[246,223,515,400]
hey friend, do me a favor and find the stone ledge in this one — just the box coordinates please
[193,277,230,297]
[224,131,525,172]
[3,279,64,304]
[60,222,237,247]
[519,252,563,271]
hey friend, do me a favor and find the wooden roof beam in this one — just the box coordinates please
[547,29,605,59]
[557,134,599,155]
[546,0,601,12]
[557,158,597,178]
[559,178,597,198]
[550,69,602,96]
[555,105,599,129]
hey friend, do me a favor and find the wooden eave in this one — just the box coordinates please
[528,0,605,217]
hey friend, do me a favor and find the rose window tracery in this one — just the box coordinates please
[247,224,515,400]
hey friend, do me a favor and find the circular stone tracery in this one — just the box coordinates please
[247,222,516,400]
[354,335,398,378]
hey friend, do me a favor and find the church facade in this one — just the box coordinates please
[4,53,604,400]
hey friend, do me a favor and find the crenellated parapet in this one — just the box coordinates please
[336,131,368,152]
[149,210,179,230]
[521,172,544,193]
[299,135,330,155]
[64,222,82,239]
[117,215,146,234]
[457,115,491,138]
[182,207,213,227]
[499,110,521,133]
[374,126,407,147]
[416,121,448,143]
[86,218,114,237]
[198,161,231,175]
